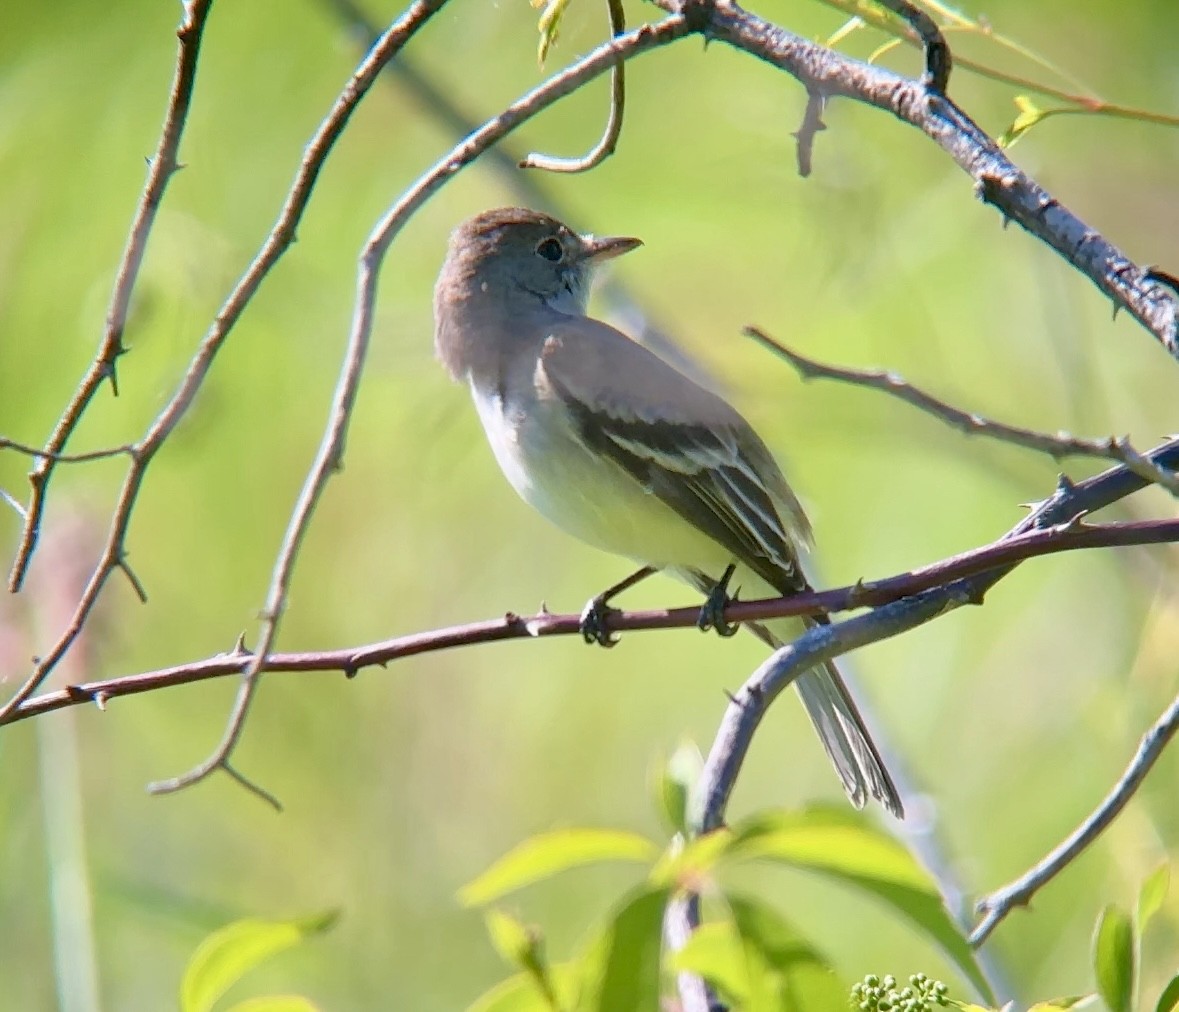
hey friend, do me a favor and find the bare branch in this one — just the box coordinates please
[746,325,1179,496]
[519,0,627,173]
[648,0,1178,358]
[8,0,212,593]
[970,691,1179,945]
[0,0,451,726]
[7,513,1176,728]
[146,10,695,797]
[0,437,135,465]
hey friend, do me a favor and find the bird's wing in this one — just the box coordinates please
[536,315,811,593]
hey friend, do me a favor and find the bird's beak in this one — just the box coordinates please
[580,234,643,262]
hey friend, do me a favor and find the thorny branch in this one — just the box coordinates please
[7,505,1178,727]
[0,0,451,728]
[8,0,213,594]
[746,326,1179,496]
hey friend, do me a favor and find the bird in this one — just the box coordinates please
[433,206,902,818]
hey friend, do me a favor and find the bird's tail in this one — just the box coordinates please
[747,615,904,819]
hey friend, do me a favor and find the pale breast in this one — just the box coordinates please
[469,379,730,571]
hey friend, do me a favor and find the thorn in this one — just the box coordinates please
[232,632,252,656]
[94,691,109,711]
[65,684,92,702]
[722,688,740,705]
[847,577,869,607]
[1055,473,1076,494]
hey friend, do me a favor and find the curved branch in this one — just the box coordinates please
[519,0,627,173]
[0,0,451,726]
[971,691,1179,946]
[145,11,695,798]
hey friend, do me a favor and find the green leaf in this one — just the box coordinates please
[727,893,843,1011]
[484,910,557,1007]
[225,998,320,1012]
[653,740,702,836]
[469,963,581,1012]
[459,828,658,907]
[1155,973,1179,1012]
[1093,905,1134,1012]
[180,911,338,1012]
[669,922,749,1006]
[532,0,573,67]
[1027,997,1094,1011]
[727,807,993,1004]
[650,828,733,889]
[576,886,670,1012]
[998,95,1046,148]
[1138,863,1170,933]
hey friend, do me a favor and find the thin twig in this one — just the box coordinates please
[7,514,1177,728]
[144,11,694,799]
[970,691,1179,946]
[791,89,826,177]
[746,325,1179,496]
[0,0,451,727]
[7,0,212,594]
[519,0,627,172]
[0,438,135,465]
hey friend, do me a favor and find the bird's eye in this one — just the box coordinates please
[535,237,564,262]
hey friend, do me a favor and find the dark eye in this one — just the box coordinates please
[535,237,563,262]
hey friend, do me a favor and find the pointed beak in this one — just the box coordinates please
[580,234,643,262]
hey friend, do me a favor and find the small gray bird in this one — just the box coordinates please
[433,206,901,818]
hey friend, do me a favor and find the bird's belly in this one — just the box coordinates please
[471,385,728,571]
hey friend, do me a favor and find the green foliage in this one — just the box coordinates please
[459,828,659,906]
[531,0,574,66]
[179,911,337,1012]
[463,804,991,1009]
[652,739,703,836]
[1094,905,1134,1012]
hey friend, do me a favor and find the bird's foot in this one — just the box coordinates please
[698,564,740,638]
[580,594,621,648]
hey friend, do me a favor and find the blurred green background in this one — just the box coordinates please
[1,0,1177,1008]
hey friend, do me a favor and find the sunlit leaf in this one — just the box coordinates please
[1137,863,1170,933]
[650,828,732,890]
[1155,973,1179,1012]
[459,829,658,907]
[728,807,992,1003]
[1093,905,1134,1012]
[998,95,1047,147]
[669,922,749,1006]
[532,0,574,66]
[576,886,670,1012]
[469,962,581,1012]
[180,911,338,1012]
[652,740,702,836]
[727,893,843,1011]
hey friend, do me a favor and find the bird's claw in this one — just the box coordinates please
[580,595,620,648]
[698,565,740,638]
